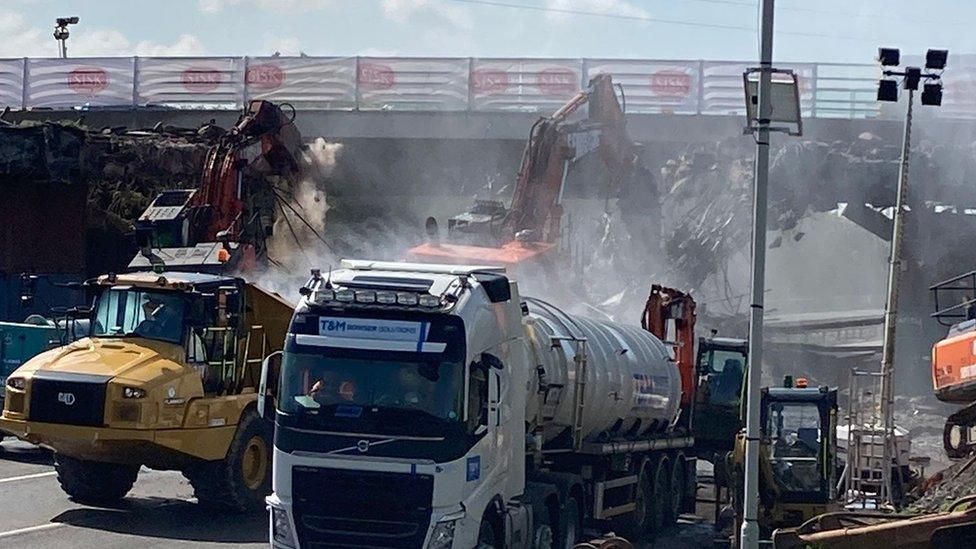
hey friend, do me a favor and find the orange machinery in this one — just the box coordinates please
[930,270,976,458]
[409,73,643,267]
[130,100,303,274]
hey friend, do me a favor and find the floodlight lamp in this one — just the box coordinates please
[921,83,943,106]
[877,79,899,102]
[926,49,948,71]
[879,47,900,67]
[903,67,922,91]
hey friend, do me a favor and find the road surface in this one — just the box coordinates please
[0,438,714,548]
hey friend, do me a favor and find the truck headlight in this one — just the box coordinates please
[6,377,25,391]
[122,387,146,399]
[427,510,464,549]
[427,520,456,549]
[272,506,296,548]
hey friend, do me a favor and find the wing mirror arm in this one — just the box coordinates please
[258,350,283,419]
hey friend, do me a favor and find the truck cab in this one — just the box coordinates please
[1,271,291,509]
[265,260,529,549]
[693,335,748,456]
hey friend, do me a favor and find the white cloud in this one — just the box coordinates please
[544,0,650,21]
[0,11,204,57]
[198,0,333,12]
[380,0,473,30]
[0,12,52,57]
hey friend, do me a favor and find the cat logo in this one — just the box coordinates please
[57,392,76,406]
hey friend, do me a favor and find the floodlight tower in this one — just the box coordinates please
[54,17,79,59]
[876,47,946,507]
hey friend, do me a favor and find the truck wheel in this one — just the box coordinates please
[667,455,686,524]
[477,513,499,549]
[613,462,653,541]
[648,458,670,535]
[55,453,138,503]
[558,496,581,549]
[184,410,271,512]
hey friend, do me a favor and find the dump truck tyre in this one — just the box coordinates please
[185,410,272,513]
[55,453,138,503]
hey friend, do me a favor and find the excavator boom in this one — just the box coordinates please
[411,73,645,266]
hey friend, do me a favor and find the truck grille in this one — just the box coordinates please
[28,372,110,427]
[292,466,434,548]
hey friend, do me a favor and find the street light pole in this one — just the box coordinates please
[740,0,775,547]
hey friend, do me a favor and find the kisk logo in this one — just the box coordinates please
[466,456,481,482]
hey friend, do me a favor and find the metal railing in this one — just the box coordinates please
[0,55,895,119]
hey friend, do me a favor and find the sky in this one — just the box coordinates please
[0,0,972,63]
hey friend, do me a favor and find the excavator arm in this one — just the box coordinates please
[411,74,646,266]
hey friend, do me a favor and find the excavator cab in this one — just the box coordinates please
[761,383,838,523]
[694,335,748,455]
[727,381,838,543]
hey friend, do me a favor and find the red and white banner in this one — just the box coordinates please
[471,58,583,112]
[357,57,468,111]
[586,59,700,113]
[246,57,356,108]
[136,57,244,106]
[26,57,134,108]
[0,59,24,109]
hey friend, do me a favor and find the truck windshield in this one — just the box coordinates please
[92,288,187,344]
[279,352,465,428]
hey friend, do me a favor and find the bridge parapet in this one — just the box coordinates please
[0,55,896,119]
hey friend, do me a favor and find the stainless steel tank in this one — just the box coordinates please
[523,298,681,443]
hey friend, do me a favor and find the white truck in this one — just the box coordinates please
[260,260,733,548]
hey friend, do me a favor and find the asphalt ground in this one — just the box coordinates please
[0,438,267,548]
[0,437,714,548]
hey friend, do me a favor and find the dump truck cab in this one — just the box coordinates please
[1,270,292,510]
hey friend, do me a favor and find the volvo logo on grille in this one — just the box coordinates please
[357,440,370,453]
[57,392,76,406]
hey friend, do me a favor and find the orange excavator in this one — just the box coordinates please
[129,100,304,274]
[929,270,976,458]
[409,73,650,267]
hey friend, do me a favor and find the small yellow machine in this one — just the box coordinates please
[0,271,292,511]
[728,380,839,543]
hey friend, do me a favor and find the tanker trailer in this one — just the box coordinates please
[261,260,708,549]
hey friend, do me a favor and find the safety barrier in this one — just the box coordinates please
[1,55,966,120]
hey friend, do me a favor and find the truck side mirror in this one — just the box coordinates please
[481,352,504,370]
[258,350,283,419]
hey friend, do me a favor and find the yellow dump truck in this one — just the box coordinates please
[0,271,292,511]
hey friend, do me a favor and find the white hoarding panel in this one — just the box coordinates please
[26,57,134,108]
[471,58,583,112]
[136,57,244,107]
[0,59,24,109]
[586,59,699,113]
[357,57,468,111]
[246,57,356,109]
[932,54,976,119]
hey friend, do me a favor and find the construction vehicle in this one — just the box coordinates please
[694,333,749,457]
[260,260,746,548]
[727,379,839,543]
[929,270,976,458]
[128,99,304,274]
[0,270,292,510]
[772,497,976,548]
[0,99,305,507]
[410,73,655,267]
